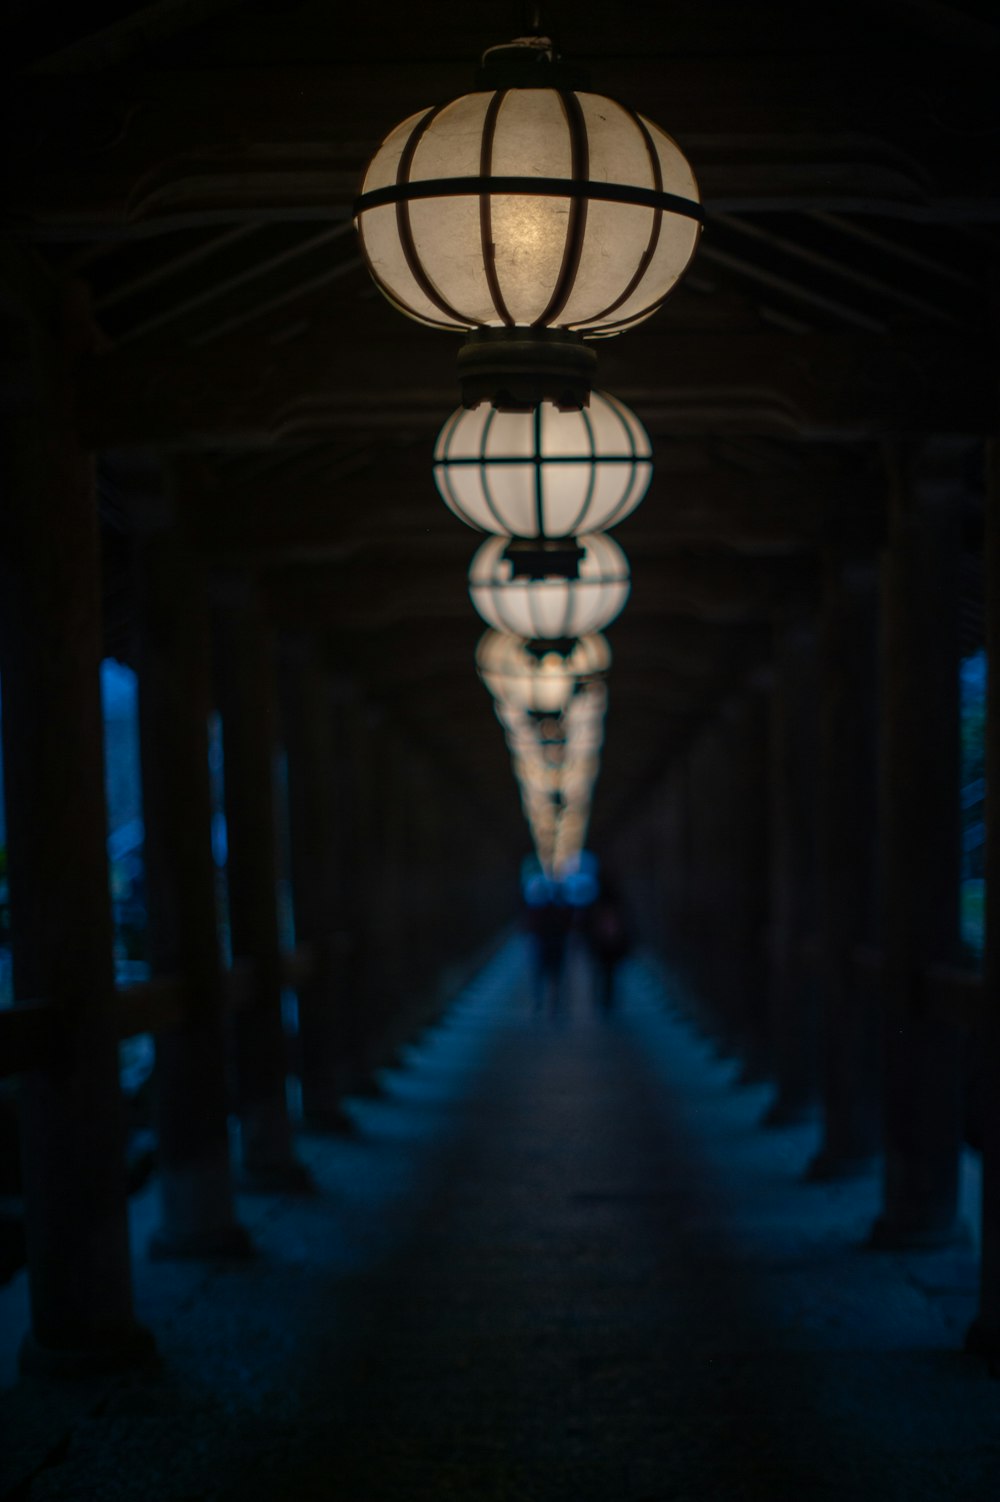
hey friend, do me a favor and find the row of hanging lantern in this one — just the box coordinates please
[354,25,702,874]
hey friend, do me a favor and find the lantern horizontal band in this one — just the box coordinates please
[355,177,704,222]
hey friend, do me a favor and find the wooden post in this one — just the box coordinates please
[870,441,966,1248]
[969,440,1000,1354]
[764,614,821,1126]
[312,677,374,1099]
[135,519,251,1256]
[809,551,882,1178]
[278,637,350,1131]
[687,692,770,1067]
[0,278,150,1370]
[214,588,310,1189]
[730,683,773,1080]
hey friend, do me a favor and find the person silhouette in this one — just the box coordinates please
[584,878,630,1013]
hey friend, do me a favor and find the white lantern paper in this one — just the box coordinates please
[355,81,701,336]
[476,630,610,715]
[434,392,652,538]
[469,532,629,639]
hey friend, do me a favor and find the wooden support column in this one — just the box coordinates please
[809,552,882,1179]
[135,520,251,1256]
[329,687,384,1095]
[871,441,966,1248]
[730,684,773,1079]
[0,276,150,1370]
[214,589,310,1189]
[666,755,697,994]
[373,726,409,1051]
[969,440,1000,1354]
[687,692,770,1067]
[279,638,349,1131]
[685,725,727,1038]
[765,615,821,1126]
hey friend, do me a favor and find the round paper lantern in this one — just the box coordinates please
[355,44,701,340]
[476,630,610,715]
[469,532,629,639]
[434,391,651,538]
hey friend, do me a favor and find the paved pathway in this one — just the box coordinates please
[1,941,997,1499]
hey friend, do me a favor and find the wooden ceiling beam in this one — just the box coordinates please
[259,551,811,631]
[117,225,354,344]
[712,213,966,327]
[11,55,999,236]
[195,465,877,559]
[698,244,888,333]
[79,330,995,446]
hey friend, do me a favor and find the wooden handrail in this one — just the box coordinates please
[1,942,318,1077]
[850,946,984,1028]
[922,964,984,1029]
[115,977,187,1038]
[0,1003,55,1079]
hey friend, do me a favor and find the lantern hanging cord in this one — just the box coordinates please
[522,3,544,37]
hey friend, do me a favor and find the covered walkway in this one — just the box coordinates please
[2,941,993,1501]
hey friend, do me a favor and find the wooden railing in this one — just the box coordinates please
[0,940,983,1082]
[0,945,317,1080]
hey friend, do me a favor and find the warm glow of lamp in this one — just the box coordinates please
[434,392,652,537]
[469,532,629,638]
[355,36,701,406]
[355,64,701,337]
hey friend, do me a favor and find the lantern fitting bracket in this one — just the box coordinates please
[476,37,590,91]
[524,636,578,659]
[503,537,585,580]
[458,328,597,412]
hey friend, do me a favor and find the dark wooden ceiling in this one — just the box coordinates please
[4,0,998,851]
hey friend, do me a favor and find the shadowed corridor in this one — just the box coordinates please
[2,940,995,1501]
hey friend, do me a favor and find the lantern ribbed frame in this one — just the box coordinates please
[469,532,630,639]
[434,391,652,538]
[355,87,701,337]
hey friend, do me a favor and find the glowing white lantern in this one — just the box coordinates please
[476,630,610,714]
[355,53,701,337]
[469,532,629,639]
[355,38,701,405]
[434,392,652,538]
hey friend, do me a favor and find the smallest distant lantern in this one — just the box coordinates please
[469,532,630,640]
[434,391,652,540]
[476,630,611,715]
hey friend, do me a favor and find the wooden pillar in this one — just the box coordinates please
[809,551,882,1179]
[730,683,773,1078]
[667,753,697,994]
[686,692,770,1065]
[279,638,350,1131]
[135,521,251,1256]
[0,278,150,1370]
[765,614,820,1125]
[348,698,388,1082]
[871,441,966,1248]
[685,725,725,1035]
[373,725,409,1048]
[214,589,310,1189]
[969,440,1000,1354]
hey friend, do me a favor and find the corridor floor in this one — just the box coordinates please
[1,941,998,1500]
